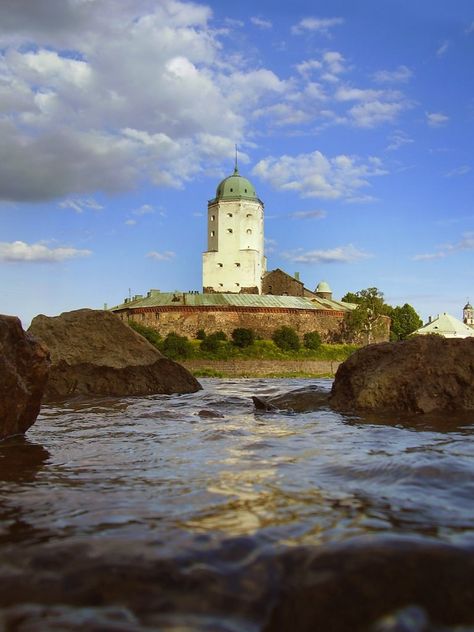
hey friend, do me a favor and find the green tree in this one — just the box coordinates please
[161,332,193,359]
[196,329,207,340]
[344,287,388,344]
[231,328,255,348]
[341,292,362,304]
[129,321,162,348]
[213,330,227,341]
[200,333,221,352]
[272,326,300,351]
[388,303,422,340]
[303,331,322,350]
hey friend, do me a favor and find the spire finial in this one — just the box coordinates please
[234,144,239,174]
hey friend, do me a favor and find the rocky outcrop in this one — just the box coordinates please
[0,315,50,440]
[28,309,201,400]
[252,385,331,412]
[330,335,474,414]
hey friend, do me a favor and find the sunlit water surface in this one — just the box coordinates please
[1,378,474,629]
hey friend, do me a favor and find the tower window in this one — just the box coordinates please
[235,283,240,287]
[230,188,233,192]
[227,212,233,217]
[219,283,223,287]
[227,228,233,234]
[235,262,240,267]
[246,229,252,235]
[246,213,252,218]
[217,263,223,268]
[210,230,215,237]
[210,215,215,221]
[244,189,247,193]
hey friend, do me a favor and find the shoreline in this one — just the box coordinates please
[180,359,340,378]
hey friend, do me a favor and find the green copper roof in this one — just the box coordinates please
[214,166,258,201]
[111,291,354,312]
[316,280,332,294]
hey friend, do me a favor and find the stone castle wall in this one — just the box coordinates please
[115,305,389,343]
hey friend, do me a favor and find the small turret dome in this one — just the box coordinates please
[215,166,257,201]
[316,281,332,294]
[464,302,473,310]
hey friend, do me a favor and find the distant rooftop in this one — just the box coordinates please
[413,312,474,339]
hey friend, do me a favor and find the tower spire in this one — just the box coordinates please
[234,143,239,174]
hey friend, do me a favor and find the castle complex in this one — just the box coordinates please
[112,164,390,342]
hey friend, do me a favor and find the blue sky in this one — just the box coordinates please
[0,0,473,325]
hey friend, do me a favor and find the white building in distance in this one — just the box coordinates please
[202,164,266,294]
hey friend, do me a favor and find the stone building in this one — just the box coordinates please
[202,162,266,294]
[111,164,390,343]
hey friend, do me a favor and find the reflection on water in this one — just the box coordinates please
[0,378,473,629]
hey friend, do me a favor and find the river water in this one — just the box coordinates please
[1,378,474,631]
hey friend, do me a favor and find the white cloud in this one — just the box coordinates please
[0,0,292,203]
[283,244,371,264]
[413,232,474,260]
[253,150,387,200]
[289,210,327,219]
[426,111,449,127]
[133,204,155,216]
[444,165,471,177]
[437,40,450,57]
[0,240,92,262]
[125,219,137,226]
[59,198,103,213]
[146,250,176,261]
[250,17,272,29]
[466,21,474,34]
[386,130,414,151]
[296,59,323,76]
[264,237,277,254]
[349,100,408,128]
[372,65,413,83]
[291,17,344,36]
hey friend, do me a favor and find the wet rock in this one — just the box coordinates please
[0,315,50,440]
[330,336,474,414]
[197,409,224,419]
[28,309,201,401]
[264,538,474,632]
[252,385,330,412]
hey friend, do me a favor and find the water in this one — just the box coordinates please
[1,378,474,630]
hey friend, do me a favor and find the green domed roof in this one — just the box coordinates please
[215,166,257,200]
[464,302,473,310]
[316,281,332,294]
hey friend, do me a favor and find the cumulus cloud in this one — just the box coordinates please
[372,65,413,83]
[0,240,92,262]
[282,244,371,264]
[291,17,344,36]
[147,250,176,261]
[250,16,272,29]
[253,150,387,200]
[426,111,449,127]
[0,0,290,203]
[133,204,155,216]
[413,232,474,261]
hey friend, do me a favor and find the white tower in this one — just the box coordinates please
[202,161,266,293]
[463,301,474,328]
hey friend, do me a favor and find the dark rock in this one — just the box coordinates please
[197,409,224,419]
[264,538,474,632]
[252,385,330,412]
[28,309,201,401]
[0,315,50,440]
[330,336,474,414]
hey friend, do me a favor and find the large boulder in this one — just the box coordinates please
[28,309,201,400]
[0,315,50,440]
[330,335,474,414]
